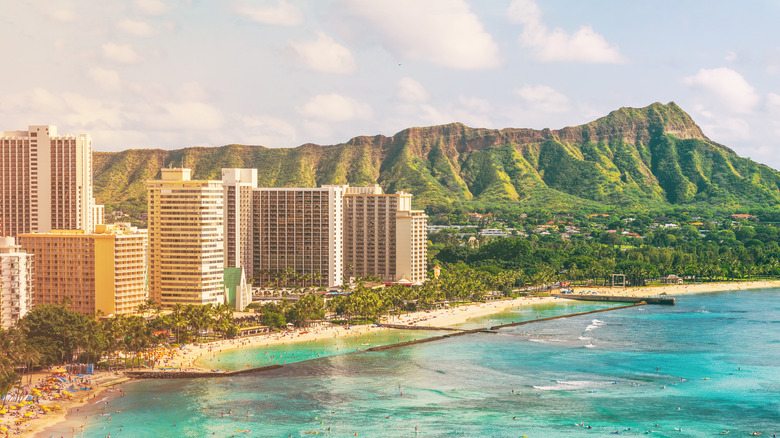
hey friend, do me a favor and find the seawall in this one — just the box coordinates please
[124,364,284,379]
[123,302,649,379]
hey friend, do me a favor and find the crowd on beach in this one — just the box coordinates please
[0,372,102,436]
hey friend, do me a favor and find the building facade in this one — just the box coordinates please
[253,186,345,289]
[0,237,34,328]
[146,168,225,308]
[395,210,428,284]
[343,185,428,284]
[222,168,257,275]
[92,224,148,315]
[0,126,99,237]
[343,185,402,282]
[17,225,147,316]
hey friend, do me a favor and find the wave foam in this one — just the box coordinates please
[533,380,602,391]
[585,319,606,332]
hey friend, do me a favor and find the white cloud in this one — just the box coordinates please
[47,10,78,23]
[234,0,302,26]
[117,19,156,37]
[701,117,751,141]
[515,84,571,113]
[134,0,169,16]
[290,33,356,74]
[458,96,491,114]
[508,0,626,64]
[174,82,209,101]
[342,0,500,70]
[767,92,780,110]
[0,88,123,129]
[88,67,122,92]
[147,102,225,131]
[102,43,144,64]
[301,93,372,122]
[683,67,760,113]
[239,115,297,146]
[397,78,429,103]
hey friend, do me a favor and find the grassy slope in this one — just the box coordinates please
[93,102,780,220]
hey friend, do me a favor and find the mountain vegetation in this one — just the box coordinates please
[93,102,780,223]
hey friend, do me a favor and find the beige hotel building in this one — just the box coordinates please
[0,125,103,238]
[343,185,428,284]
[147,168,225,308]
[17,224,147,316]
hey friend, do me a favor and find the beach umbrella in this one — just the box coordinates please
[0,426,8,431]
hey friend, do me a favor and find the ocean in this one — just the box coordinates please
[47,289,779,437]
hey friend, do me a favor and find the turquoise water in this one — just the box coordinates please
[198,329,441,371]
[447,300,623,330]
[47,290,779,437]
[200,301,623,371]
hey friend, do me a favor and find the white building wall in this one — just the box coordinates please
[0,237,34,329]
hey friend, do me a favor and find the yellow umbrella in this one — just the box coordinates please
[0,409,7,413]
[1,426,8,431]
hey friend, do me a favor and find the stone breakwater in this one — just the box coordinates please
[124,303,649,379]
[124,364,284,379]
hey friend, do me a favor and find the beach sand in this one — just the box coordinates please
[164,279,780,370]
[2,372,129,437]
[28,279,780,436]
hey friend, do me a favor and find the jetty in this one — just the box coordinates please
[557,294,675,305]
[123,299,659,380]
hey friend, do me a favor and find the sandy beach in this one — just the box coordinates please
[1,371,129,437]
[25,279,780,436]
[165,278,780,371]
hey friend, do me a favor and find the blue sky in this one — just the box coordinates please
[2,0,780,169]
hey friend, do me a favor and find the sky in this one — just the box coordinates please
[2,0,780,169]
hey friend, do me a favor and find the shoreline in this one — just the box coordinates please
[31,279,780,436]
[3,372,129,437]
[143,278,780,373]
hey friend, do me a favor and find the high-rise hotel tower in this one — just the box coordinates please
[253,186,345,289]
[222,168,257,274]
[0,126,102,237]
[146,168,225,308]
[343,185,427,284]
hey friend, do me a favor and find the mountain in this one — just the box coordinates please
[93,102,780,221]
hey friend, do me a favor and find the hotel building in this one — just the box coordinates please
[0,237,34,328]
[253,186,345,289]
[395,210,428,283]
[222,168,257,275]
[0,125,102,237]
[17,224,147,315]
[146,168,225,308]
[343,185,428,283]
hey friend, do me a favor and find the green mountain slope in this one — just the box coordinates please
[93,102,780,220]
